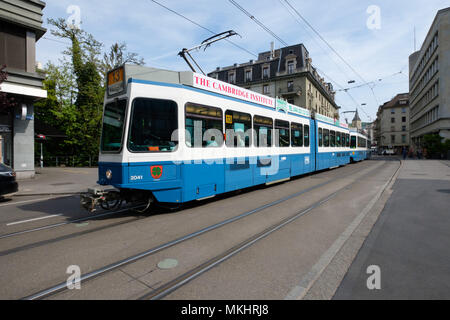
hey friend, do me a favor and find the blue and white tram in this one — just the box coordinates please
[81,65,370,210]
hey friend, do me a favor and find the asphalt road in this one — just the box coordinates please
[1,159,440,300]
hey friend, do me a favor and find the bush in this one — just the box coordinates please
[422,134,450,159]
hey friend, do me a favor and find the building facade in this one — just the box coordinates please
[350,109,362,130]
[207,44,340,119]
[409,7,450,147]
[0,0,47,179]
[375,93,410,153]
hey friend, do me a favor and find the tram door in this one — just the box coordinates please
[224,110,253,192]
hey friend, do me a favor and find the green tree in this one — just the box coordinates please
[102,42,145,75]
[46,18,104,157]
[422,133,449,159]
[35,18,146,165]
[0,65,17,114]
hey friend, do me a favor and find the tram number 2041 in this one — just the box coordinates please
[130,175,143,181]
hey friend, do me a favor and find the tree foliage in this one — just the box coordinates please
[422,134,450,159]
[102,42,145,75]
[34,18,144,160]
[0,65,17,114]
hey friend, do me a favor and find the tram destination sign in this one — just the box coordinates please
[107,66,126,97]
[192,73,275,109]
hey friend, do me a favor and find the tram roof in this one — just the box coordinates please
[113,65,312,119]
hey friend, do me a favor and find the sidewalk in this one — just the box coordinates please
[334,160,450,299]
[15,167,99,196]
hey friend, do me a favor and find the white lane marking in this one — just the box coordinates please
[0,195,75,208]
[6,214,64,226]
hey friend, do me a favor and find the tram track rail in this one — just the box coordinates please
[0,161,370,243]
[0,204,147,240]
[0,162,373,260]
[142,159,402,300]
[21,160,391,300]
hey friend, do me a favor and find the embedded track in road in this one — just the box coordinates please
[22,160,395,300]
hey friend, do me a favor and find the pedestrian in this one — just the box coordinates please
[418,147,423,159]
[402,147,407,160]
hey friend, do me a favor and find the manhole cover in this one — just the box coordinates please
[157,258,178,270]
[75,222,89,227]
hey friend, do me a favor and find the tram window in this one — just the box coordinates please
[336,132,341,148]
[330,130,336,147]
[346,134,350,147]
[291,122,303,147]
[360,138,366,148]
[304,125,310,147]
[128,98,178,152]
[185,103,223,148]
[226,110,252,147]
[275,119,290,147]
[318,128,323,147]
[254,115,273,147]
[101,99,127,153]
[323,129,329,147]
[351,136,356,149]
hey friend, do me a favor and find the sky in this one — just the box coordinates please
[36,0,449,123]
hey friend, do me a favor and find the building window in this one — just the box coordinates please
[391,118,395,123]
[287,81,294,92]
[402,108,406,113]
[263,66,269,79]
[402,135,406,143]
[287,61,294,74]
[229,72,236,84]
[245,69,252,82]
[391,135,395,143]
[391,109,395,114]
[402,117,406,123]
[287,99,294,104]
[402,126,406,132]
[263,84,270,95]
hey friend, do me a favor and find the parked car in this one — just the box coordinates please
[0,163,18,198]
[382,149,395,155]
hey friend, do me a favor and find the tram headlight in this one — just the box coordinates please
[105,169,112,180]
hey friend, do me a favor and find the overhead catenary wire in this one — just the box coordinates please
[283,0,380,114]
[228,0,288,47]
[336,70,406,92]
[150,0,257,58]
